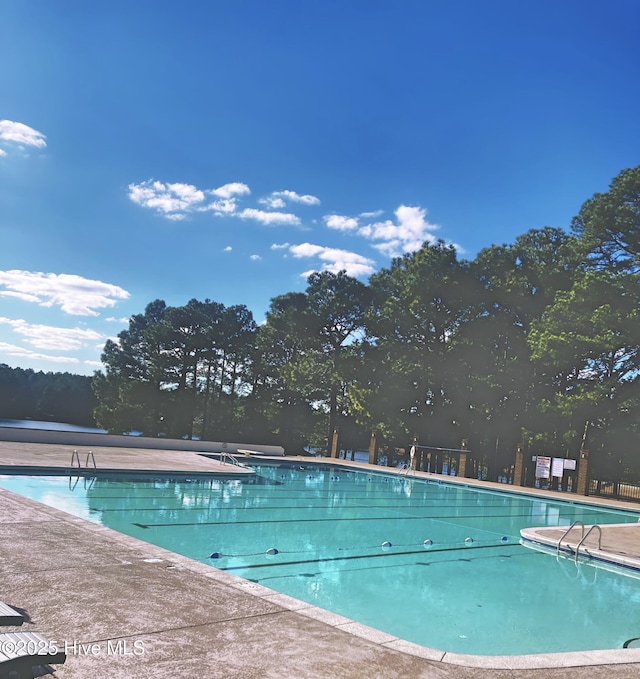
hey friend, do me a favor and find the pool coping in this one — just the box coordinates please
[0,463,255,478]
[3,464,640,669]
[520,524,640,573]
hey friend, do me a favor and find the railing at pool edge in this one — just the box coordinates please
[218,452,247,468]
[556,520,605,562]
[556,520,585,558]
[574,524,603,562]
[70,449,97,469]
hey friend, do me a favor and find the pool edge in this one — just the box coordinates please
[2,484,640,670]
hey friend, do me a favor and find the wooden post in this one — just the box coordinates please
[576,420,590,496]
[368,429,377,465]
[410,437,418,471]
[513,444,524,487]
[330,428,339,458]
[458,438,468,478]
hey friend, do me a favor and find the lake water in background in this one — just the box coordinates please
[0,419,107,434]
[0,420,374,457]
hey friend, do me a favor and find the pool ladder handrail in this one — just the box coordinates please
[70,449,97,468]
[556,521,604,561]
[556,520,585,557]
[574,524,603,563]
[219,452,242,466]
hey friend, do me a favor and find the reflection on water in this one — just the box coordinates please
[2,466,640,655]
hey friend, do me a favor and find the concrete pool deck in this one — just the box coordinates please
[0,440,256,476]
[2,441,640,678]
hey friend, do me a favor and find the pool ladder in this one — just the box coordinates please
[219,452,242,467]
[70,449,97,468]
[556,520,603,562]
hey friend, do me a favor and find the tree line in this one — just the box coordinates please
[0,365,98,427]
[94,167,639,478]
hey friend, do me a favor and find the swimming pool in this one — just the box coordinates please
[1,462,640,656]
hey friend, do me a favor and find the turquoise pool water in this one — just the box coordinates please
[2,463,640,656]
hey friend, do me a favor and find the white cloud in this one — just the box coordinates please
[126,177,451,261]
[224,246,233,252]
[238,208,301,226]
[289,243,375,277]
[290,243,325,258]
[249,254,262,261]
[0,120,47,149]
[84,359,104,368]
[127,179,320,227]
[277,190,320,205]
[324,214,359,231]
[0,341,79,365]
[0,148,6,157]
[0,270,130,316]
[129,180,252,219]
[0,318,103,351]
[260,190,320,208]
[358,205,439,257]
[323,206,441,257]
[270,242,290,250]
[259,196,286,209]
[210,182,250,199]
[128,179,206,219]
[0,289,42,304]
[200,198,239,215]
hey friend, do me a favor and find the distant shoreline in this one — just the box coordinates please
[0,418,106,434]
[0,423,285,456]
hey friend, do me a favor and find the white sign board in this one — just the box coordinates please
[551,457,565,478]
[564,459,577,471]
[535,455,551,479]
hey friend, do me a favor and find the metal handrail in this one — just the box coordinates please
[574,524,603,562]
[69,449,97,469]
[556,521,585,557]
[219,452,241,466]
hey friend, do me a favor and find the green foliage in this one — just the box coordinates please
[86,165,640,473]
[252,271,371,452]
[572,166,640,274]
[528,270,639,460]
[353,241,470,451]
[0,364,97,426]
[453,227,582,466]
[93,298,257,439]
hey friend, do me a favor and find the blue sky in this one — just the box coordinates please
[1,0,639,376]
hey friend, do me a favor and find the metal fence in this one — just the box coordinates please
[385,444,640,502]
[588,478,640,502]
